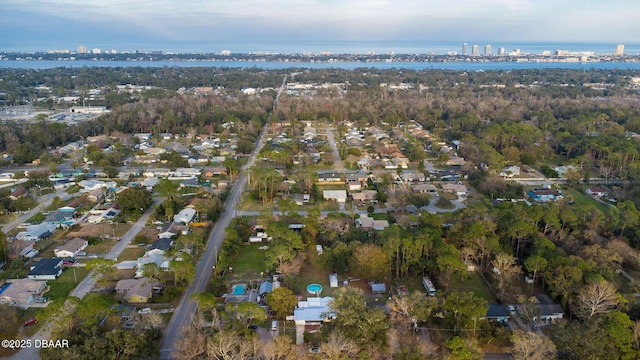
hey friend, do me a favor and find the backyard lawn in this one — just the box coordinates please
[225,243,269,280]
[563,188,610,214]
[448,272,497,303]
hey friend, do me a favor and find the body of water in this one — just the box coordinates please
[2,59,640,71]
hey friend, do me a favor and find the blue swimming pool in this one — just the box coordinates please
[307,284,323,295]
[233,284,247,295]
[0,283,11,295]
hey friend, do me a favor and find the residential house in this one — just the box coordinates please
[180,178,200,189]
[0,279,48,306]
[258,281,273,298]
[351,190,377,202]
[16,223,56,241]
[135,250,168,278]
[115,278,158,303]
[44,208,75,228]
[528,188,563,202]
[9,187,26,201]
[355,215,390,231]
[78,179,116,192]
[347,179,362,191]
[173,168,202,178]
[158,222,188,239]
[483,304,510,322]
[288,193,310,205]
[118,169,141,179]
[317,171,342,183]
[586,187,607,197]
[86,207,119,224]
[532,294,564,322]
[149,237,174,252]
[134,154,158,164]
[210,156,226,163]
[202,166,227,177]
[371,283,386,294]
[400,170,426,182]
[294,297,335,344]
[86,188,105,202]
[143,168,171,178]
[28,258,63,280]
[187,155,210,166]
[441,183,468,197]
[411,184,438,194]
[54,238,88,258]
[174,208,197,224]
[438,171,460,181]
[323,190,348,203]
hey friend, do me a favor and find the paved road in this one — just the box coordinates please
[160,76,282,358]
[2,188,71,234]
[325,126,344,172]
[69,198,161,300]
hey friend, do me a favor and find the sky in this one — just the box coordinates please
[1,0,639,52]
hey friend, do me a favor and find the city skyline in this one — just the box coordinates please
[1,0,639,51]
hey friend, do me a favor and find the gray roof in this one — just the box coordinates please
[28,258,63,276]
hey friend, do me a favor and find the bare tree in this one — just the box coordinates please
[320,333,359,359]
[262,335,298,360]
[510,330,557,360]
[173,325,207,360]
[492,253,522,300]
[575,280,619,319]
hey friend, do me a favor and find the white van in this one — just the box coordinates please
[271,320,278,331]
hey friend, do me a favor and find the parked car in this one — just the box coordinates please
[24,318,38,326]
[248,325,258,330]
[138,308,151,314]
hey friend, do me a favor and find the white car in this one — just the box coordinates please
[138,308,151,314]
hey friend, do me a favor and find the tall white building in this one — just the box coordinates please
[462,43,468,56]
[616,44,625,55]
[484,45,492,56]
[77,45,87,54]
[498,47,505,55]
[472,45,479,56]
[92,48,101,54]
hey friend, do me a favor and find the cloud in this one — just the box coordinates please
[1,0,639,44]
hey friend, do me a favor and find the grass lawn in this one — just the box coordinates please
[119,247,146,261]
[563,188,610,214]
[371,213,390,221]
[237,192,274,212]
[48,267,90,300]
[86,238,118,255]
[226,244,269,280]
[448,272,497,303]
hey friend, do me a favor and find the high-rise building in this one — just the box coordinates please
[462,43,468,56]
[498,47,505,55]
[472,45,479,56]
[616,44,625,55]
[92,48,101,54]
[77,45,87,54]
[484,45,492,56]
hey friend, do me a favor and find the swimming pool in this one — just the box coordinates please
[233,284,247,295]
[0,283,11,295]
[307,284,323,295]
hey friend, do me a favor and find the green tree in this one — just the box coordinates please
[117,187,153,215]
[0,230,8,263]
[325,287,390,347]
[86,258,116,279]
[224,302,267,327]
[444,291,488,335]
[265,287,298,319]
[348,243,390,280]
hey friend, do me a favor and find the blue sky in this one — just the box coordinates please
[1,0,638,51]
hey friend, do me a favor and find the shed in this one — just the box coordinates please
[371,283,386,294]
[329,273,338,288]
